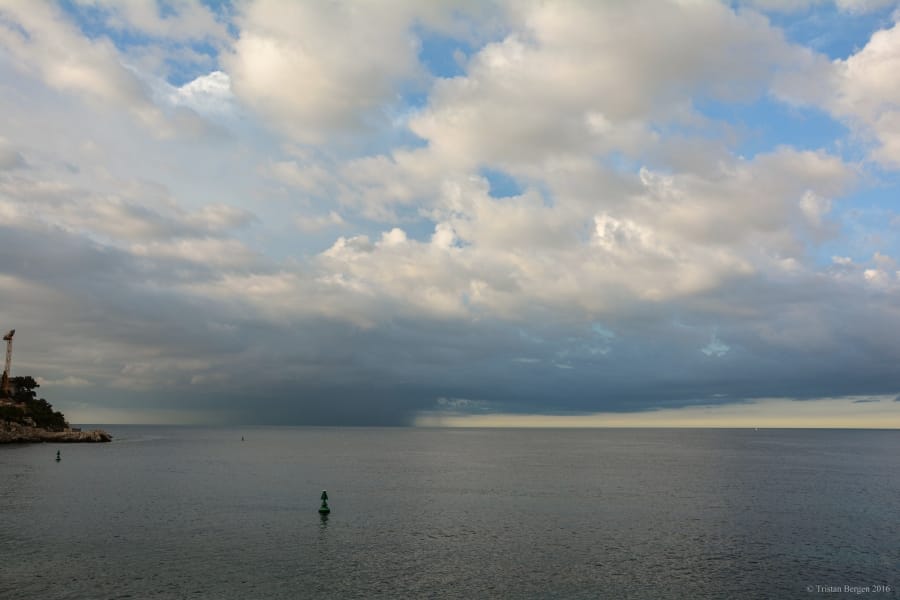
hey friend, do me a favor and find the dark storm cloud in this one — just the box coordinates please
[5,209,900,426]
[3,206,900,426]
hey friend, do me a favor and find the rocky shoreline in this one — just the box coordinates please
[0,421,112,443]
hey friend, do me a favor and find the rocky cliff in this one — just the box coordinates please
[0,420,111,443]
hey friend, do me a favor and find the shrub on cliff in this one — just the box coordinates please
[26,398,68,431]
[0,404,25,422]
[4,377,68,431]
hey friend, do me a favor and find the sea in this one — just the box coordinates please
[1,427,898,599]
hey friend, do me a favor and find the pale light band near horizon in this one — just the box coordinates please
[414,396,900,428]
[63,395,900,427]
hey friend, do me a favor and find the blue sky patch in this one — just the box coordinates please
[416,28,471,79]
[481,168,524,198]
[697,96,849,159]
[762,4,895,60]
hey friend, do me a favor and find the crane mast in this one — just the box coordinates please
[1,329,13,398]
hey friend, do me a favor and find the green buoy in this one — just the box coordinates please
[55,450,60,462]
[318,490,330,515]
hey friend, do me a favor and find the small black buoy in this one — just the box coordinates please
[55,450,61,462]
[318,490,330,515]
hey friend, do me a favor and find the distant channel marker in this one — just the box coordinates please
[319,490,330,515]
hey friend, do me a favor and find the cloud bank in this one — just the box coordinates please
[1,0,900,425]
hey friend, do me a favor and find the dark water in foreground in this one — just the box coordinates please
[1,427,898,599]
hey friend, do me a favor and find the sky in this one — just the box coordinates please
[2,0,900,427]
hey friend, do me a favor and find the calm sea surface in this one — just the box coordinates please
[1,427,898,599]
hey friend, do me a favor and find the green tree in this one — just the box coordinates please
[10,376,39,402]
[26,397,68,431]
[4,376,68,430]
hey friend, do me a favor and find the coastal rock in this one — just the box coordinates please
[0,421,112,444]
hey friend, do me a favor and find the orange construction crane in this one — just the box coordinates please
[1,329,14,398]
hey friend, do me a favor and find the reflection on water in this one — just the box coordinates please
[1,427,898,599]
